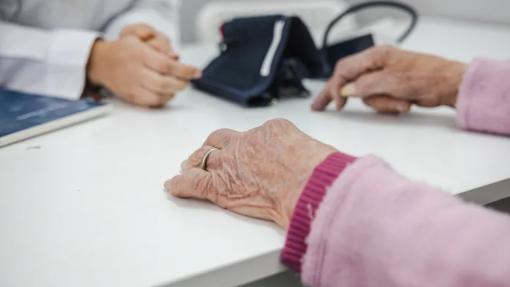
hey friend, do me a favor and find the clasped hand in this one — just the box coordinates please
[88,24,202,108]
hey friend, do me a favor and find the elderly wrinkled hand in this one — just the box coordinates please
[313,46,467,113]
[164,119,337,229]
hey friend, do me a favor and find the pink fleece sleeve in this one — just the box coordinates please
[299,155,510,287]
[457,59,510,135]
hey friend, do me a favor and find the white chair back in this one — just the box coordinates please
[195,0,356,46]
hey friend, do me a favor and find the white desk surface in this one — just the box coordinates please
[1,17,510,287]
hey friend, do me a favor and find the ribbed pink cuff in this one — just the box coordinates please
[456,58,510,135]
[281,152,357,272]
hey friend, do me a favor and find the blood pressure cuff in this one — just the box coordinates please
[192,15,325,107]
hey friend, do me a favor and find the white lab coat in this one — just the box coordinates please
[0,0,180,100]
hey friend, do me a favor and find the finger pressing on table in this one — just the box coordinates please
[165,168,212,199]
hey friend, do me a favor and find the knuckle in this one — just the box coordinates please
[334,58,347,69]
[373,45,393,54]
[188,147,207,167]
[203,128,239,147]
[264,118,292,127]
[134,23,153,34]
[207,128,228,142]
[372,45,395,60]
[333,58,353,78]
[163,60,174,73]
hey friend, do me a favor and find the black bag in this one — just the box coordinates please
[192,1,418,107]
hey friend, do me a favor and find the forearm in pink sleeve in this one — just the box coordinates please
[457,59,510,135]
[284,154,510,287]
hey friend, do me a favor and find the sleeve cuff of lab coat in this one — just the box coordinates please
[47,29,99,100]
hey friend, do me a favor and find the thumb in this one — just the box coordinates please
[339,83,356,97]
[165,168,212,199]
[120,24,155,40]
[339,72,412,113]
[136,29,156,41]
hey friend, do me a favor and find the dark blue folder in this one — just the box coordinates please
[0,89,109,147]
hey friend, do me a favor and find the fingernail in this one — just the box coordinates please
[340,83,356,97]
[194,70,203,79]
[180,160,187,171]
[169,52,179,59]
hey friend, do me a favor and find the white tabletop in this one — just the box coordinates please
[1,17,510,287]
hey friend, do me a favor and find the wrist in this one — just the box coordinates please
[280,147,339,229]
[281,152,357,272]
[87,40,109,86]
[442,61,467,108]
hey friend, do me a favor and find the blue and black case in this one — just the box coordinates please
[193,15,324,107]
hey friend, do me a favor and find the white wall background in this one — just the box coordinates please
[179,0,510,43]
